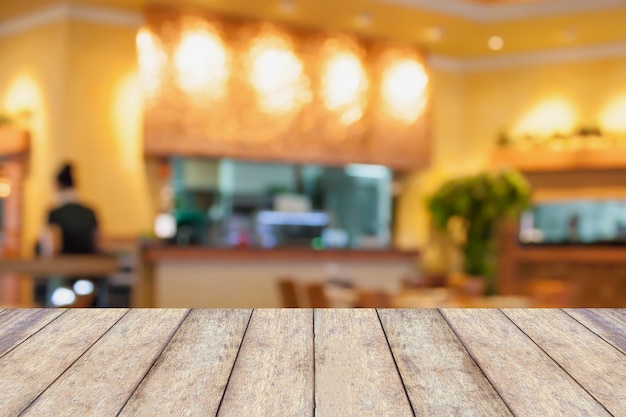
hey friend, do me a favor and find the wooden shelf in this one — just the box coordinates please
[492,147,626,172]
[0,126,29,156]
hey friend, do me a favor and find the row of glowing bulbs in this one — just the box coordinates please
[137,24,429,125]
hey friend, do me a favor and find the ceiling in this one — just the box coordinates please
[1,0,625,57]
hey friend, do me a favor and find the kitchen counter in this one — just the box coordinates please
[138,247,419,308]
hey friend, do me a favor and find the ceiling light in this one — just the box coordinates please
[488,36,504,51]
[355,12,373,27]
[426,27,444,42]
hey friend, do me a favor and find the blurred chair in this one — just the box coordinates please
[527,279,577,308]
[305,283,330,308]
[402,274,446,290]
[277,278,300,308]
[357,290,392,308]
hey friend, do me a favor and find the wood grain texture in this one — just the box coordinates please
[0,308,66,358]
[503,309,626,415]
[314,309,413,417]
[0,309,127,417]
[20,309,188,417]
[564,309,626,354]
[119,309,252,417]
[217,309,313,417]
[378,309,512,416]
[441,309,612,416]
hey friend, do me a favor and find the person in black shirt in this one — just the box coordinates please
[44,163,101,306]
[48,164,99,254]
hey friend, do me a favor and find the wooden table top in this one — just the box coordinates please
[1,308,624,416]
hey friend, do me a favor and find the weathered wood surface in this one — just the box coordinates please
[119,309,252,417]
[217,309,314,417]
[564,308,626,354]
[378,309,512,416]
[503,309,626,416]
[441,309,613,416]
[0,308,65,358]
[20,309,189,416]
[0,308,623,416]
[0,309,127,417]
[314,309,413,417]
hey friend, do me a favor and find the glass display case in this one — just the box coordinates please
[520,199,626,245]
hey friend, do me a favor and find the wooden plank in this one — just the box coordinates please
[0,308,66,358]
[119,309,252,416]
[442,309,612,416]
[0,255,119,277]
[503,309,625,416]
[0,309,127,417]
[20,309,188,417]
[564,309,626,354]
[378,309,512,416]
[314,309,413,417]
[217,309,313,417]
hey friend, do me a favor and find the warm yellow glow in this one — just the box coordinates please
[600,95,626,133]
[3,74,39,116]
[513,98,576,137]
[321,42,368,125]
[112,72,143,172]
[247,31,310,115]
[0,181,11,198]
[488,36,504,51]
[136,28,166,99]
[174,22,229,100]
[381,59,428,124]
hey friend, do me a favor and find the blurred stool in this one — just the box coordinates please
[305,283,330,308]
[277,278,300,308]
[527,279,577,308]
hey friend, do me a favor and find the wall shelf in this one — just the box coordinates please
[492,147,626,172]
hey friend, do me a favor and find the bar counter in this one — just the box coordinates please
[1,308,623,416]
[143,246,418,262]
[139,246,419,308]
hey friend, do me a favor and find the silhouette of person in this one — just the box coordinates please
[44,162,101,307]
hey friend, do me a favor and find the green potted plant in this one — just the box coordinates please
[427,170,531,295]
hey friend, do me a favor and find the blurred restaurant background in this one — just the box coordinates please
[0,0,625,308]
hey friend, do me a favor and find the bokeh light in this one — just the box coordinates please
[381,59,428,124]
[174,22,229,100]
[51,287,76,307]
[73,280,95,296]
[513,98,576,137]
[320,41,368,126]
[0,180,11,198]
[247,32,310,115]
[136,28,167,98]
[600,95,626,133]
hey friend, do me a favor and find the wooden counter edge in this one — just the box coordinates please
[142,247,419,262]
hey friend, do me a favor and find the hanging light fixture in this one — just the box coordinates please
[319,38,368,126]
[174,19,230,101]
[246,29,311,115]
[381,58,428,124]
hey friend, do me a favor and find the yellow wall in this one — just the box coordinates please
[63,21,152,238]
[463,57,626,166]
[0,22,67,254]
[0,21,152,254]
[396,56,626,250]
